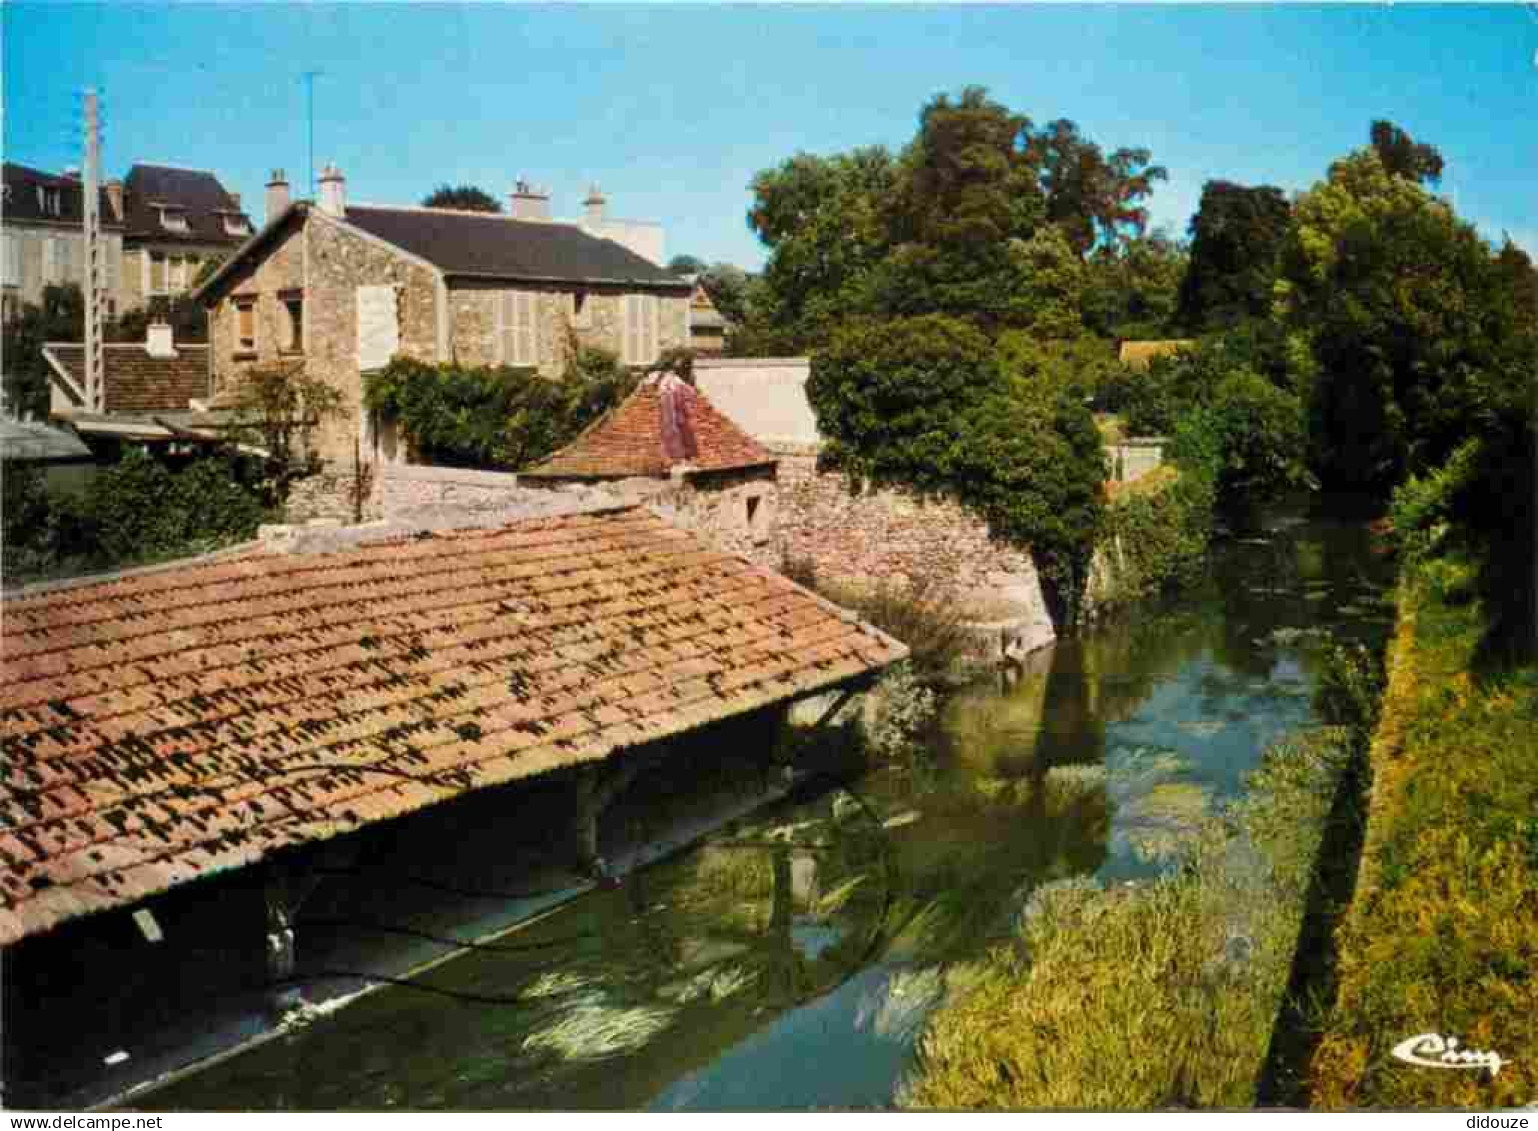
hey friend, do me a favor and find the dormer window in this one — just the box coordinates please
[36,186,61,216]
[223,215,252,237]
[158,207,190,233]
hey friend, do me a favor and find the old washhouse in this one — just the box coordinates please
[0,501,905,1105]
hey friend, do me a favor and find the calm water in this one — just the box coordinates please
[142,497,1393,1111]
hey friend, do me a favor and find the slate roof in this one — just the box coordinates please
[44,343,211,415]
[342,206,689,288]
[2,163,123,229]
[121,164,252,246]
[524,375,776,481]
[1118,340,1196,372]
[0,506,905,944]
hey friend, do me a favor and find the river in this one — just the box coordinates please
[138,496,1393,1111]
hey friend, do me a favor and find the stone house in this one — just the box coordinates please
[1,163,126,322]
[193,165,692,468]
[116,164,254,314]
[522,373,779,562]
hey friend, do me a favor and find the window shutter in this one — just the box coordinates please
[516,292,536,366]
[41,238,56,283]
[626,295,642,364]
[645,295,658,363]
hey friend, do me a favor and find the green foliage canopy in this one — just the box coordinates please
[1176,181,1291,332]
[422,184,503,212]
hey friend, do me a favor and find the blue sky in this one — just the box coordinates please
[5,3,1535,268]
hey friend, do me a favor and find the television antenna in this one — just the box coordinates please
[302,70,325,198]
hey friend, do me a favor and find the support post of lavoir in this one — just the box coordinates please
[263,859,324,1017]
[571,752,654,878]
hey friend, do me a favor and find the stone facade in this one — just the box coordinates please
[207,208,690,466]
[594,467,780,567]
[208,212,440,463]
[447,284,687,376]
[770,443,1056,657]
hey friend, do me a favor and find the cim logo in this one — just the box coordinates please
[1392,1032,1506,1078]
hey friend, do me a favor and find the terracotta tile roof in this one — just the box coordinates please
[44,343,211,415]
[524,376,776,480]
[0,506,905,944]
[1118,339,1196,372]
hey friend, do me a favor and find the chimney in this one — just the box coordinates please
[146,321,177,359]
[583,183,606,228]
[104,179,124,222]
[265,169,291,225]
[317,163,346,218]
[508,177,551,221]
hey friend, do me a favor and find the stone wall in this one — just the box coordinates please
[209,212,441,465]
[771,444,1055,657]
[448,284,688,376]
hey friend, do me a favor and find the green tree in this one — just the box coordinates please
[1175,181,1291,332]
[667,254,707,275]
[2,284,83,418]
[747,147,896,350]
[1276,150,1527,491]
[422,184,502,212]
[1369,119,1444,186]
[1082,230,1187,339]
[1027,118,1168,255]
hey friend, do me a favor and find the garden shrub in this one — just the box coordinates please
[2,449,269,584]
[364,339,638,471]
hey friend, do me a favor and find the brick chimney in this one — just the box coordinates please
[583,184,606,228]
[104,179,124,222]
[317,163,346,218]
[508,178,551,221]
[265,169,291,225]
[146,320,177,359]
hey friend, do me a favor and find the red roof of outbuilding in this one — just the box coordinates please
[0,506,903,944]
[523,375,775,480]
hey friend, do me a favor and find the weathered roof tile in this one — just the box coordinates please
[0,505,904,944]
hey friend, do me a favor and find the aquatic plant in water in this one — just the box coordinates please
[520,970,599,1000]
[1115,781,1213,863]
[521,995,675,1060]
[856,966,946,1041]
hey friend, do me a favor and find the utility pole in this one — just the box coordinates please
[302,70,323,198]
[82,89,105,412]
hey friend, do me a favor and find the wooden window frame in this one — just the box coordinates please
[234,296,257,356]
[279,290,304,355]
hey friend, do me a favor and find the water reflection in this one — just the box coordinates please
[144,496,1393,1112]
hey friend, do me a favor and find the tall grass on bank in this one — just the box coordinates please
[1307,555,1538,1109]
[785,559,973,683]
[903,726,1355,1109]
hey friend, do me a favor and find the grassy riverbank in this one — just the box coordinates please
[1307,555,1538,1108]
[903,725,1356,1109]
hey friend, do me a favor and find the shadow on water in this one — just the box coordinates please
[131,494,1395,1112]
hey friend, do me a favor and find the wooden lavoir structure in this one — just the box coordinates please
[0,502,905,1099]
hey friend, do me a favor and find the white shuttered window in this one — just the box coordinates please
[498,291,538,367]
[623,294,658,365]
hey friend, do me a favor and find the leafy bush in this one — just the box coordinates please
[809,313,1109,627]
[1096,466,1215,610]
[364,340,638,471]
[4,449,270,583]
[1166,368,1310,509]
[863,661,940,763]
